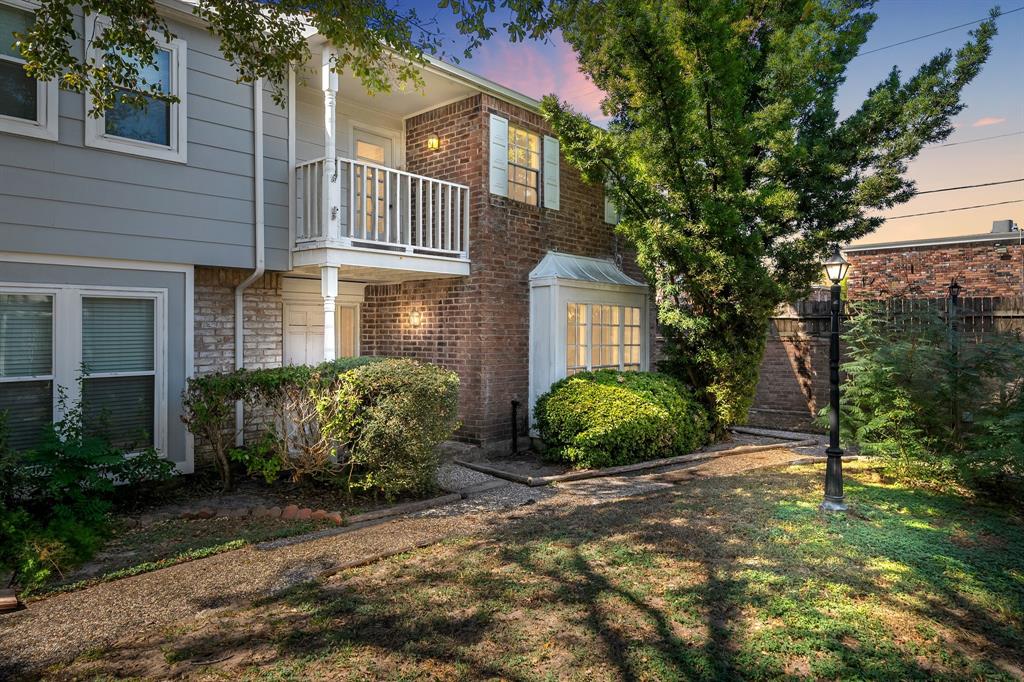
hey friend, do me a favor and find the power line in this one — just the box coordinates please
[924,130,1024,149]
[886,199,1023,220]
[857,6,1024,57]
[917,178,1024,194]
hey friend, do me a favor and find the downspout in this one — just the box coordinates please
[235,77,266,445]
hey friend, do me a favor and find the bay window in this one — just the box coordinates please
[529,252,650,426]
[0,284,165,453]
[0,0,58,140]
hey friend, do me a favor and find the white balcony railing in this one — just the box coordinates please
[295,157,470,260]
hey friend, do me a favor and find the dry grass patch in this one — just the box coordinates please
[53,462,1024,681]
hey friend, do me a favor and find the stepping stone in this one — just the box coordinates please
[0,589,19,613]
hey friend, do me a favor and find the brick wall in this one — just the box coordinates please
[749,299,834,432]
[361,94,648,446]
[847,239,1024,300]
[194,266,283,375]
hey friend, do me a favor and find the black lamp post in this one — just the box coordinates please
[822,250,851,512]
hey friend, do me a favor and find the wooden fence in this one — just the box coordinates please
[748,296,1024,432]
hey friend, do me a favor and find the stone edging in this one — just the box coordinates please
[455,439,819,487]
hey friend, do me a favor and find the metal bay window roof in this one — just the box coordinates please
[529,252,647,288]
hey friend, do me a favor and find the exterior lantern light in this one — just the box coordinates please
[409,310,423,328]
[948,279,961,301]
[823,250,850,285]
[426,134,440,150]
[821,249,850,512]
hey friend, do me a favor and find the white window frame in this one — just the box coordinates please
[0,0,58,140]
[83,14,187,163]
[566,302,644,374]
[0,282,168,455]
[507,123,541,206]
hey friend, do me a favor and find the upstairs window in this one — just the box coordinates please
[508,124,540,205]
[85,16,187,162]
[0,0,58,140]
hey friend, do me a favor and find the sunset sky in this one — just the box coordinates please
[411,0,1023,245]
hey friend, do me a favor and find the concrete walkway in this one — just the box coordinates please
[0,446,814,678]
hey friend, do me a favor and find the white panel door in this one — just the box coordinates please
[284,303,359,365]
[285,305,324,366]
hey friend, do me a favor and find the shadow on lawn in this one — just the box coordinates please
[75,467,1024,680]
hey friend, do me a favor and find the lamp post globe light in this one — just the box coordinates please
[822,250,850,512]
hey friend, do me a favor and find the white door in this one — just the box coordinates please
[353,129,394,241]
[284,304,358,366]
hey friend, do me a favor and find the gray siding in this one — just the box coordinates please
[0,13,290,272]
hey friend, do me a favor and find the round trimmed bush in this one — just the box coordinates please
[535,370,709,469]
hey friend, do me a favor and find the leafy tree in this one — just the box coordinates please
[534,0,997,431]
[13,0,511,114]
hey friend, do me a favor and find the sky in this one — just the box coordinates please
[403,0,1023,245]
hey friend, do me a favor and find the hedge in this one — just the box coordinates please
[535,370,709,469]
[182,357,460,498]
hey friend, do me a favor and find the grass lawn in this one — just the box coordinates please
[61,462,1024,680]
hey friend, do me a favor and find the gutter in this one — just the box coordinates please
[234,77,266,445]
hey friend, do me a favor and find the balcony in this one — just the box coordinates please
[292,156,471,281]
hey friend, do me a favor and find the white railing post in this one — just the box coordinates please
[322,49,341,242]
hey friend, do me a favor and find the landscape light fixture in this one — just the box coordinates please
[824,250,851,285]
[821,250,850,512]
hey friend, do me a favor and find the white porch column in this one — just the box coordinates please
[322,48,341,242]
[321,265,338,361]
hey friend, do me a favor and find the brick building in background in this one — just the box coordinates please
[749,220,1024,431]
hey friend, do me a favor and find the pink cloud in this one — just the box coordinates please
[972,116,1006,128]
[469,37,607,123]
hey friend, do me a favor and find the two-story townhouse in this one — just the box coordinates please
[0,0,653,472]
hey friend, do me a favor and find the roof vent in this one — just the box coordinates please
[991,219,1017,233]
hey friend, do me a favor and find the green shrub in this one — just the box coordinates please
[1,386,176,592]
[338,359,461,500]
[830,303,1024,496]
[536,370,709,469]
[182,357,381,490]
[182,357,460,499]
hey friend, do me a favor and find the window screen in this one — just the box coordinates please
[0,293,53,450]
[82,297,155,449]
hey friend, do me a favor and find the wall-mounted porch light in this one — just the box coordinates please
[409,310,423,328]
[426,133,440,150]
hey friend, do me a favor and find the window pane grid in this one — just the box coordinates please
[566,303,642,374]
[566,303,588,376]
[508,125,540,206]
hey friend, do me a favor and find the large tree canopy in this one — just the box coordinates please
[14,0,523,114]
[533,0,997,430]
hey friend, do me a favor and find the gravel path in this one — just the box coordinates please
[0,447,811,677]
